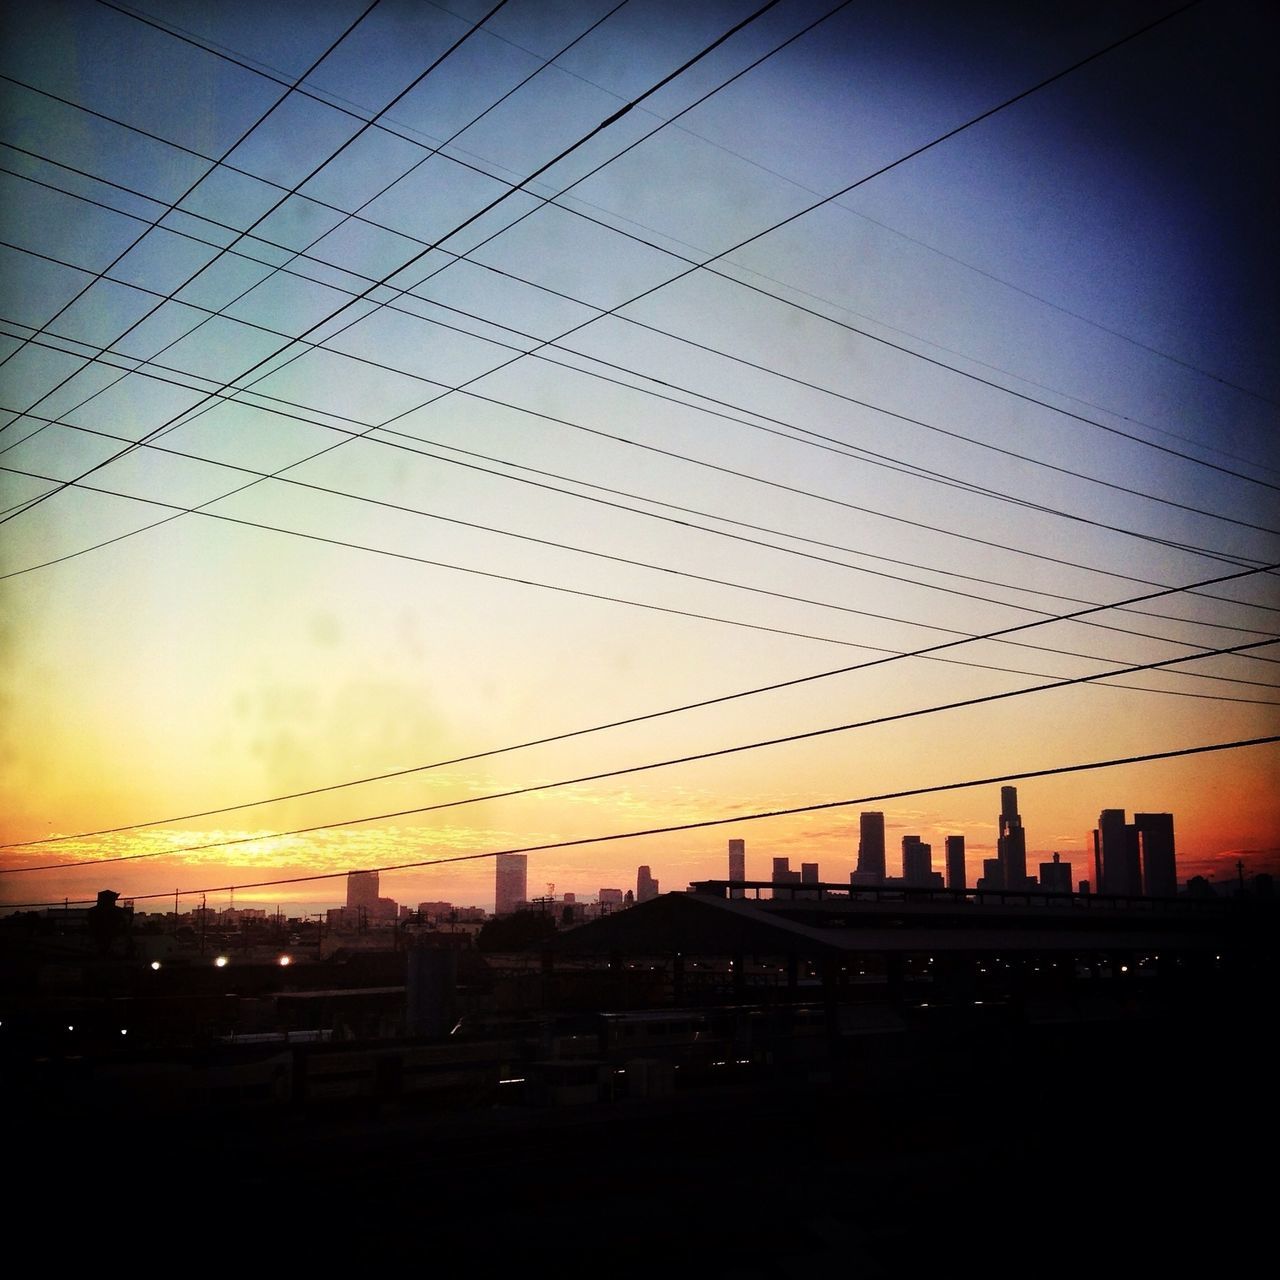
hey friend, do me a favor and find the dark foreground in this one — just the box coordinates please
[11,999,1273,1278]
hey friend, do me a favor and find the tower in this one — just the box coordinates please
[637,864,659,903]
[1095,809,1140,896]
[728,838,746,898]
[945,834,966,892]
[495,853,528,915]
[1134,813,1176,897]
[346,870,379,912]
[854,811,886,884]
[902,835,933,886]
[997,786,1028,890]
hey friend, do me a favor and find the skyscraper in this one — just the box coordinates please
[495,853,528,915]
[1095,809,1141,896]
[945,835,966,892]
[1135,812,1176,897]
[997,786,1029,890]
[853,811,886,885]
[347,870,379,912]
[637,865,659,903]
[902,836,933,886]
[728,838,746,898]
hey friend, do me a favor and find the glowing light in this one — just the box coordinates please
[278,955,292,966]
[150,961,161,971]
[120,1029,127,1036]
[214,955,229,967]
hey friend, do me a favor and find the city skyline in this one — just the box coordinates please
[1,1,1276,917]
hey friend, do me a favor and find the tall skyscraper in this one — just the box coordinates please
[1095,809,1141,896]
[728,839,746,898]
[637,865,659,903]
[945,835,966,892]
[902,836,933,886]
[997,786,1029,890]
[1135,812,1176,897]
[346,870,379,912]
[854,811,886,885]
[495,853,528,915]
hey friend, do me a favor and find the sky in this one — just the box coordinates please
[1,0,1277,917]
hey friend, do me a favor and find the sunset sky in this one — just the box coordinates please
[1,0,1276,917]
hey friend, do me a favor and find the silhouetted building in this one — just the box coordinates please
[977,858,1004,891]
[1039,852,1072,893]
[495,854,528,916]
[1135,812,1176,897]
[728,839,746,899]
[637,865,659,903]
[599,888,625,912]
[902,836,934,887]
[347,870,379,912]
[998,786,1029,890]
[1095,810,1141,896]
[853,811,886,885]
[772,857,801,897]
[945,835,966,892]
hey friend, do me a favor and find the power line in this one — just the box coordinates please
[6,317,1277,622]
[13,396,1280,656]
[4,566,1274,862]
[3,198,1273,552]
[0,0,517,522]
[4,734,1275,908]
[0,0,382,379]
[97,0,1280,423]
[5,0,1264,576]
[8,451,1280,701]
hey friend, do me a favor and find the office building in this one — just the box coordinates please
[495,853,528,916]
[772,856,801,897]
[347,870,379,912]
[997,786,1029,890]
[728,839,746,898]
[945,835,966,892]
[853,811,886,885]
[1039,852,1072,893]
[1095,809,1141,896]
[977,858,1004,891]
[1135,813,1176,897]
[637,865,659,904]
[902,836,934,887]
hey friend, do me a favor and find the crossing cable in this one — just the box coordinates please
[3,563,1275,859]
[0,2,629,467]
[1,201,1272,554]
[4,317,1278,626]
[2,735,1274,899]
[12,455,1280,700]
[322,0,1275,500]
[0,0,518,523]
[0,0,382,380]
[97,0,1280,420]
[90,0,1269,491]
[10,397,1280,655]
[114,0,1272,560]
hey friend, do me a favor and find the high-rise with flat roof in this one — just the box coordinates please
[853,812,886,885]
[728,839,746,898]
[945,835,966,892]
[495,853,528,915]
[1095,809,1141,896]
[1135,813,1176,897]
[347,870,379,912]
[902,835,933,886]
